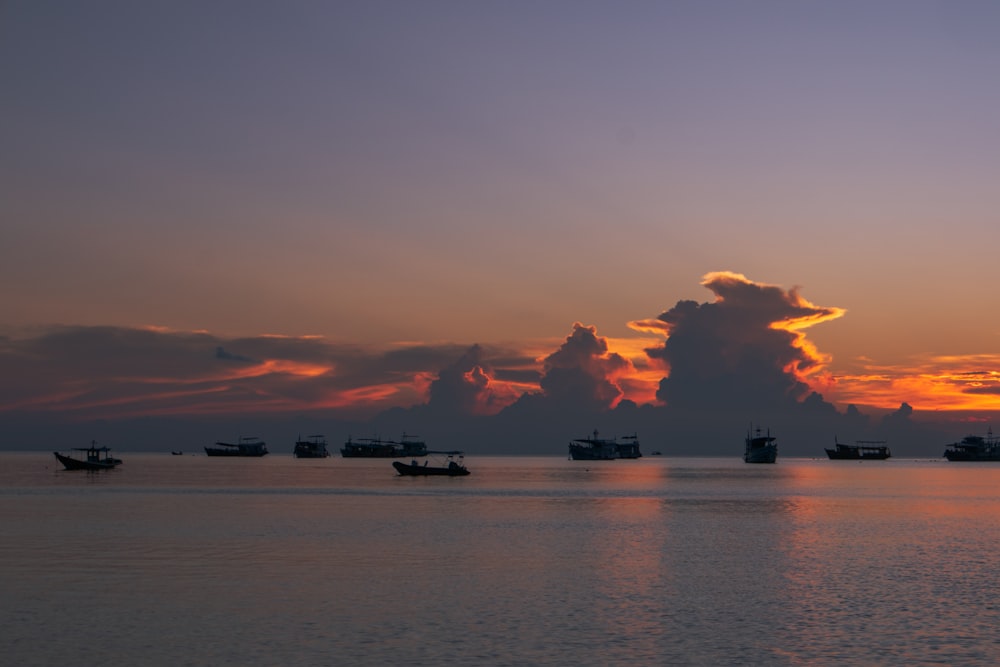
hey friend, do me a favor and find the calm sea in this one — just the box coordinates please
[2,452,1000,666]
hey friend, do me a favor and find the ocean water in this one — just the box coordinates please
[2,452,1000,666]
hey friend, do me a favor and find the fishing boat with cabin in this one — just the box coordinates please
[204,436,269,457]
[341,433,428,458]
[744,425,778,464]
[568,430,642,460]
[943,428,1000,461]
[826,438,891,460]
[293,434,330,458]
[54,441,123,470]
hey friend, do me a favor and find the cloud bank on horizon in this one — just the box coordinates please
[2,272,999,452]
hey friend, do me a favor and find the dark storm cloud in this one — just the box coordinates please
[632,272,844,412]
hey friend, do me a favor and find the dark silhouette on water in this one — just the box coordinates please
[744,425,777,463]
[204,437,268,457]
[293,434,330,458]
[392,451,470,476]
[826,437,891,460]
[341,433,428,458]
[943,428,1000,461]
[568,430,642,460]
[54,441,123,470]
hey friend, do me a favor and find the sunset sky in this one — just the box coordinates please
[3,2,1000,453]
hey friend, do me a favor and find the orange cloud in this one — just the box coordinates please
[829,354,1000,413]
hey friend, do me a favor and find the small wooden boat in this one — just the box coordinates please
[392,451,470,476]
[54,441,123,470]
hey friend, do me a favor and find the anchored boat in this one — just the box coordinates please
[568,430,642,460]
[204,437,269,457]
[392,450,470,476]
[826,438,891,460]
[293,434,330,458]
[54,441,123,471]
[341,433,428,458]
[943,428,1000,461]
[744,426,777,464]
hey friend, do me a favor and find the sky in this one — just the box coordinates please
[2,1,1000,455]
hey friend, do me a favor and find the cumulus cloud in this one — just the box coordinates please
[631,271,845,412]
[426,344,521,415]
[536,322,634,410]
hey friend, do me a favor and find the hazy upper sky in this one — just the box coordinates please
[3,2,1000,450]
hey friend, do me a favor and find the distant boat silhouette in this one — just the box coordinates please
[943,428,1000,461]
[568,430,642,460]
[293,434,330,458]
[204,437,268,457]
[392,451,470,476]
[825,438,890,460]
[744,426,777,464]
[54,441,123,470]
[341,433,427,458]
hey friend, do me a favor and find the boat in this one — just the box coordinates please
[293,434,330,458]
[392,451,470,476]
[568,430,642,460]
[943,428,1000,461]
[341,433,428,458]
[825,438,891,460]
[204,437,269,457]
[744,426,778,463]
[54,441,123,470]
[171,450,184,456]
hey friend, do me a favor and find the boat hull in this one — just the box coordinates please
[943,450,1000,461]
[744,445,778,464]
[340,446,398,458]
[568,445,618,461]
[341,438,427,458]
[392,461,470,476]
[204,447,268,457]
[826,448,890,460]
[293,450,330,458]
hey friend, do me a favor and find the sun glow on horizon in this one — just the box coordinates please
[826,354,1000,412]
